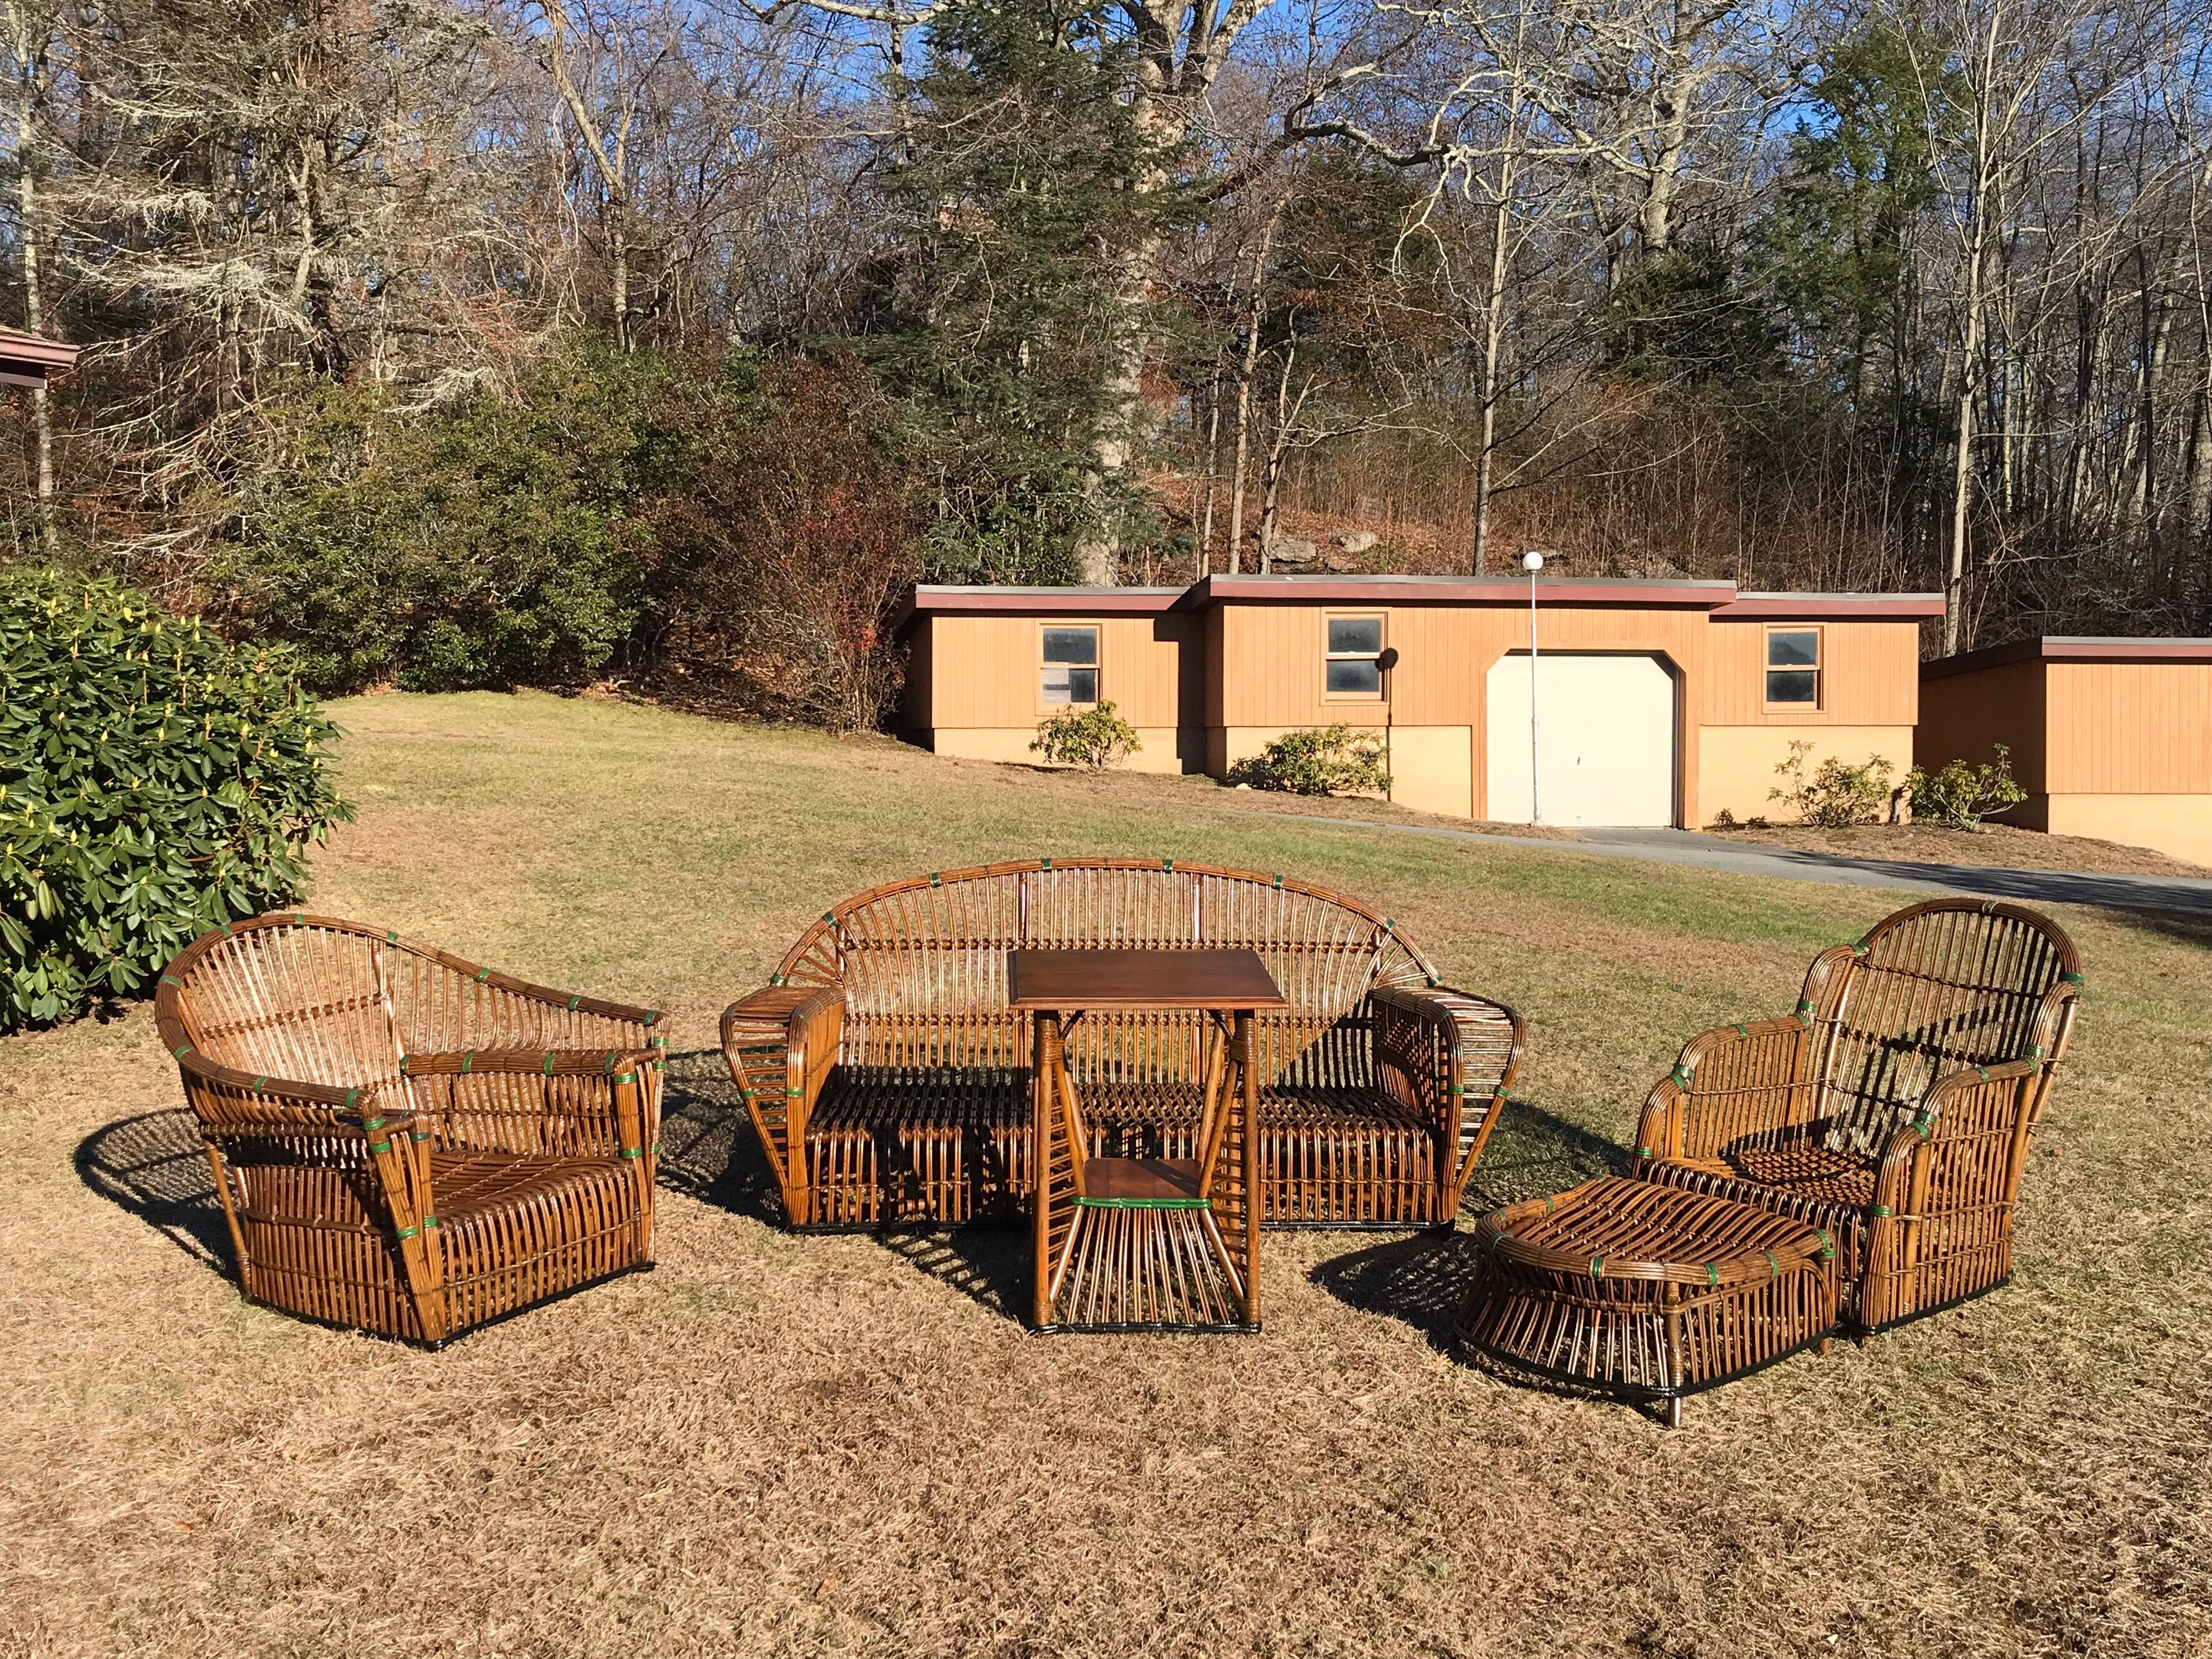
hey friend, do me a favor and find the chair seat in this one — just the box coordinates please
[1680,1136,1880,1209]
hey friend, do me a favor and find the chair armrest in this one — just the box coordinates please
[1859,1057,2044,1327]
[1370,984,1527,1204]
[1870,1058,2044,1222]
[721,984,845,1225]
[1634,1015,1819,1168]
[169,1051,439,1286]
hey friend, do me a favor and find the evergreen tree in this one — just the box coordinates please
[858,0,1201,584]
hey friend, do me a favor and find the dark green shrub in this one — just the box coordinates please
[208,340,669,693]
[1225,726,1390,796]
[1769,739,1894,827]
[0,569,351,1029]
[1908,746,2027,830]
[1031,701,1141,769]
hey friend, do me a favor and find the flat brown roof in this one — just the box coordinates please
[1922,637,2212,679]
[1715,592,1945,620]
[0,325,78,388]
[896,575,1945,636]
[1183,573,1736,608]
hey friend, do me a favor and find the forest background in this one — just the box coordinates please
[4,0,2209,729]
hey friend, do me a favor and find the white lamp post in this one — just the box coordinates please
[1521,550,1543,823]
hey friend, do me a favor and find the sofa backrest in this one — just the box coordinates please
[771,858,1437,1086]
[1817,898,2080,1146]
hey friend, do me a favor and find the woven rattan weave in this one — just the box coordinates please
[721,858,1527,1232]
[1458,1176,1839,1423]
[155,914,665,1345]
[1631,898,2080,1335]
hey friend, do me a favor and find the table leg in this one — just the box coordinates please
[1031,1009,1051,1328]
[1238,1006,1261,1327]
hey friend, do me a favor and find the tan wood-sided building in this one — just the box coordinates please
[896,575,1944,828]
[1918,637,2212,865]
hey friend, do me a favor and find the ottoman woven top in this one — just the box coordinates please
[1476,1177,1833,1286]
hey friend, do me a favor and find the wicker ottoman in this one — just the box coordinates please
[1457,1177,1838,1425]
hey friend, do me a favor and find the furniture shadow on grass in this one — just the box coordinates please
[657,1048,784,1223]
[660,1048,1098,1322]
[1310,1100,1631,1354]
[76,1109,232,1271]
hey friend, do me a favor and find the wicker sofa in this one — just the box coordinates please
[156,914,665,1345]
[1632,898,2081,1334]
[722,858,1526,1231]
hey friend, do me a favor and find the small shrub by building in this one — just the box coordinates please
[0,570,351,1030]
[1031,701,1140,769]
[1226,726,1391,797]
[1769,740,1893,828]
[1908,747,2027,831]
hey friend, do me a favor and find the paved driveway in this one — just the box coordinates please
[1283,817,2212,916]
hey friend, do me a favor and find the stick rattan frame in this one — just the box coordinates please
[1457,1176,1839,1423]
[1630,898,2081,1335]
[154,913,665,1346]
[721,858,1527,1233]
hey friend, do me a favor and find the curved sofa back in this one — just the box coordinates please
[770,858,1437,1087]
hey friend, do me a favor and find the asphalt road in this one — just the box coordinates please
[1280,816,2212,917]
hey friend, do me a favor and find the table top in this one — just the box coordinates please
[1007,947,1287,1011]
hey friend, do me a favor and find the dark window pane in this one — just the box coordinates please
[1768,629,1818,667]
[1066,667,1098,704]
[1043,627,1098,665]
[1328,617,1383,655]
[1327,658,1381,694]
[1767,669,1818,703]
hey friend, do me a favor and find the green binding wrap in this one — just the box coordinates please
[1074,1195,1209,1211]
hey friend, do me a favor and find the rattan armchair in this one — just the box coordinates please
[1631,898,2080,1334]
[155,914,665,1345]
[722,858,1526,1230]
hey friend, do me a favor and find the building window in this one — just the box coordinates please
[1041,625,1099,705]
[1326,615,1385,697]
[1766,628,1820,706]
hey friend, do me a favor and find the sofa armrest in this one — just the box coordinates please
[1369,983,1527,1207]
[1634,1015,1820,1170]
[721,984,845,1225]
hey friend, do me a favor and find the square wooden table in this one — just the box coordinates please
[1009,948,1287,1333]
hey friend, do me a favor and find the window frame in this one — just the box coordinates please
[1322,612,1388,702]
[1763,624,1823,711]
[1038,622,1102,712]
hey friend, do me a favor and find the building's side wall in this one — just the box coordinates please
[1692,618,1921,825]
[1916,658,2212,863]
[901,619,934,729]
[916,612,1205,774]
[1915,660,2050,791]
[2042,661,2212,794]
[1696,726,1916,826]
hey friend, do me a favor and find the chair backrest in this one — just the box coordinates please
[159,916,409,1095]
[157,914,637,1095]
[1815,898,2080,1145]
[771,858,1437,1087]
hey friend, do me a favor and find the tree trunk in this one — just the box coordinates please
[12,23,56,554]
[1471,150,1515,575]
[1224,208,1280,576]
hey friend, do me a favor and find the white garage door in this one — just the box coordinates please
[1485,653,1676,827]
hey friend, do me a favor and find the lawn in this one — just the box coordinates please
[5,691,2208,1658]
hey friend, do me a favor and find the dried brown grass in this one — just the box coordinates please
[1707,820,2209,879]
[4,691,2208,1659]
